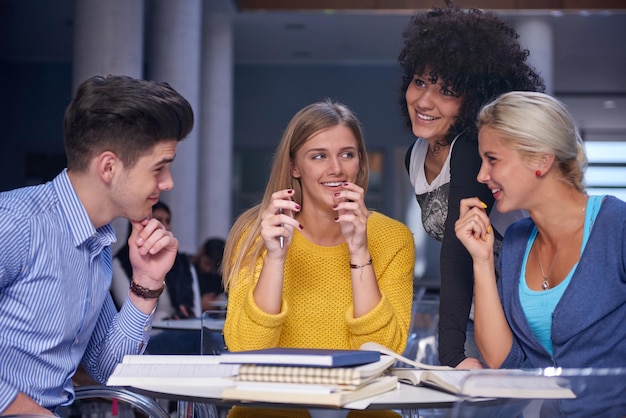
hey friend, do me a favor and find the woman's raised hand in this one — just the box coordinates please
[260,189,301,254]
[455,197,494,262]
[333,182,370,252]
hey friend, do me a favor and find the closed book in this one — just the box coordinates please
[218,347,380,367]
[106,362,239,387]
[116,354,220,364]
[392,369,577,399]
[221,375,399,407]
[236,355,395,389]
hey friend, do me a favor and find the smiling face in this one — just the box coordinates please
[290,125,361,211]
[111,140,178,222]
[405,73,463,143]
[477,126,536,213]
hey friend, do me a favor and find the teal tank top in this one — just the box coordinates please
[519,195,603,355]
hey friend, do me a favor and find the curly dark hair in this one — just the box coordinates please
[398,3,545,145]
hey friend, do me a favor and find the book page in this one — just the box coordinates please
[360,342,452,370]
[424,370,468,391]
[121,354,221,364]
[462,372,576,399]
[391,368,464,393]
[221,376,399,408]
[107,363,239,387]
[233,381,334,394]
[392,369,577,399]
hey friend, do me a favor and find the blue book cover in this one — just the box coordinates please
[218,347,380,368]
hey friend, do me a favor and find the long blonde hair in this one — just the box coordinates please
[223,100,369,289]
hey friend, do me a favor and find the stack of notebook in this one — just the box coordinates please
[218,348,398,407]
[107,347,398,408]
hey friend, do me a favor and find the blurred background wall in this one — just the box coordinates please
[1,0,625,282]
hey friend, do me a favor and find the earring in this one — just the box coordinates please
[535,170,541,177]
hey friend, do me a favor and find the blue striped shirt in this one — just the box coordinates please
[0,170,154,412]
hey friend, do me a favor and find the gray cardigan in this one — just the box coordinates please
[496,195,626,417]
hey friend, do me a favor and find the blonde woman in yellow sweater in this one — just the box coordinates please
[222,100,415,418]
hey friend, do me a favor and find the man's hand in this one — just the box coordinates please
[126,217,178,314]
[128,217,178,287]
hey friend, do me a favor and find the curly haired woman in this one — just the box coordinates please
[399,2,545,368]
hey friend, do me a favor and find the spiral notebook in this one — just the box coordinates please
[235,355,395,389]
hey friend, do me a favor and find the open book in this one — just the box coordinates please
[361,342,575,400]
[392,369,576,399]
[221,375,399,407]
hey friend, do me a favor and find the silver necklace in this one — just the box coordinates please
[538,195,588,290]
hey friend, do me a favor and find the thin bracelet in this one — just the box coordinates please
[350,258,372,269]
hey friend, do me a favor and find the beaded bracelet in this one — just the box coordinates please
[350,258,372,269]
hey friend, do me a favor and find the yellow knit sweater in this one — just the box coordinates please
[224,211,415,353]
[223,212,415,418]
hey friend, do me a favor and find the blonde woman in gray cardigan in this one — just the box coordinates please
[456,91,626,417]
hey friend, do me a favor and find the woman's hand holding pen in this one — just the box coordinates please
[255,189,300,315]
[261,189,301,254]
[455,197,494,262]
[333,182,370,253]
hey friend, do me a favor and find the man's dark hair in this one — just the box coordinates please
[63,75,194,171]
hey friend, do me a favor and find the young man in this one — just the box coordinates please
[0,75,194,415]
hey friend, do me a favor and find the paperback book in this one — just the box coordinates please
[221,375,399,407]
[107,361,238,387]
